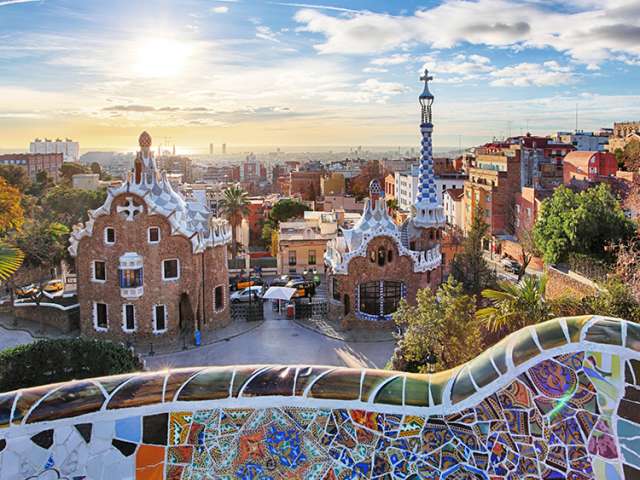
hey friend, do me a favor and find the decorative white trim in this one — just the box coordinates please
[93,302,108,332]
[91,260,107,283]
[148,226,160,244]
[162,258,180,281]
[103,227,115,245]
[153,304,168,333]
[122,304,136,332]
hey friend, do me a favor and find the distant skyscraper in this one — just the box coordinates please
[222,143,227,155]
[30,138,79,162]
[209,143,213,155]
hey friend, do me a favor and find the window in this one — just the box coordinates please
[214,285,224,311]
[382,281,402,315]
[288,251,297,266]
[332,277,340,301]
[104,227,115,244]
[163,259,179,280]
[93,261,106,282]
[377,247,386,266]
[153,304,167,332]
[148,227,160,243]
[387,249,393,263]
[94,302,108,331]
[119,268,143,288]
[308,250,316,265]
[123,304,135,332]
[359,282,380,316]
[369,250,376,262]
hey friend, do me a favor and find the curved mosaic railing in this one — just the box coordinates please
[1,315,640,479]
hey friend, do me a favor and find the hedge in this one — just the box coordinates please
[0,338,143,392]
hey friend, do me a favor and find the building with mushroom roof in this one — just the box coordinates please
[325,70,444,328]
[69,132,232,344]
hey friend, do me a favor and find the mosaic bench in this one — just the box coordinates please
[1,315,640,479]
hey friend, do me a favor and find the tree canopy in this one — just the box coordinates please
[0,164,31,191]
[350,160,383,200]
[0,177,24,235]
[392,279,484,373]
[616,140,640,171]
[40,185,107,227]
[13,220,70,270]
[268,198,308,224]
[450,206,495,296]
[218,185,250,259]
[59,162,90,182]
[533,184,636,265]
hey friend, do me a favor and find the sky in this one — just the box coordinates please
[1,0,640,152]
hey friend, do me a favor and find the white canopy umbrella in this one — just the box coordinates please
[262,286,296,301]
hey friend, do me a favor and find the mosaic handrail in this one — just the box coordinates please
[1,315,640,479]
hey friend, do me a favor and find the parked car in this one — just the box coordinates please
[230,286,264,303]
[15,283,37,297]
[285,280,315,298]
[269,274,304,287]
[43,279,64,294]
[230,276,264,291]
[501,258,521,274]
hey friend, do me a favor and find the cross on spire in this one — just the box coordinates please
[420,69,433,84]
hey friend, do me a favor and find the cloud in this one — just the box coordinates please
[490,61,575,87]
[211,6,229,13]
[371,53,411,66]
[269,2,359,13]
[0,0,39,6]
[256,25,280,42]
[293,0,640,67]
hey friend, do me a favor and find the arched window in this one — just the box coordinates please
[377,246,386,266]
[359,282,379,315]
[387,249,393,263]
[370,250,376,263]
[358,281,404,318]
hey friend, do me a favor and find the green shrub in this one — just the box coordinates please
[0,338,143,392]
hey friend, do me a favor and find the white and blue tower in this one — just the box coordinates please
[413,69,445,228]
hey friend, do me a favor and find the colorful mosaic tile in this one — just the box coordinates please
[1,316,640,479]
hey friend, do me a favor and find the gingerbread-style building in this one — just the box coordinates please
[325,70,445,327]
[69,132,232,343]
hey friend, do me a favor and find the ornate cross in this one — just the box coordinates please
[117,197,143,221]
[420,69,433,85]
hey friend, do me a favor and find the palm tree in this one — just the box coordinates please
[477,275,552,333]
[218,185,250,260]
[0,243,24,282]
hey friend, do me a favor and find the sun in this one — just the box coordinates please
[132,37,191,78]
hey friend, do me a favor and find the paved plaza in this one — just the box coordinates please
[145,316,395,370]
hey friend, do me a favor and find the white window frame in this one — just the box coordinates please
[104,227,115,245]
[153,304,168,333]
[162,258,180,281]
[214,285,225,312]
[92,260,107,283]
[122,304,136,332]
[93,302,108,332]
[148,226,160,244]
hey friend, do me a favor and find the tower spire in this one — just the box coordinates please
[413,68,445,228]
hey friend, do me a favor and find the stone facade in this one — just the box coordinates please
[546,265,598,301]
[70,132,231,345]
[329,234,440,329]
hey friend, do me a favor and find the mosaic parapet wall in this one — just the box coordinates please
[1,316,640,479]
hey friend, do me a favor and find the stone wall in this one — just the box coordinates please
[502,238,544,271]
[76,192,230,345]
[1,316,640,479]
[12,303,79,333]
[546,264,599,300]
[331,235,440,329]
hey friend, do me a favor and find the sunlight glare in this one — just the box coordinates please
[132,37,191,78]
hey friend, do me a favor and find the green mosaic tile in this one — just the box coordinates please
[451,368,478,404]
[309,368,361,400]
[626,322,640,352]
[404,374,430,407]
[231,366,266,397]
[164,369,203,402]
[584,318,622,346]
[294,367,334,396]
[241,366,296,397]
[107,371,166,410]
[176,367,233,401]
[535,319,569,350]
[0,392,16,428]
[28,380,105,423]
[468,350,500,389]
[429,370,453,406]
[489,338,509,374]
[11,385,52,425]
[360,369,397,403]
[511,329,541,367]
[373,375,403,405]
[564,316,592,343]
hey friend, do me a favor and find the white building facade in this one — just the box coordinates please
[30,138,80,162]
[395,165,465,212]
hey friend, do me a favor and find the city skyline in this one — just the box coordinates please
[1,0,639,150]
